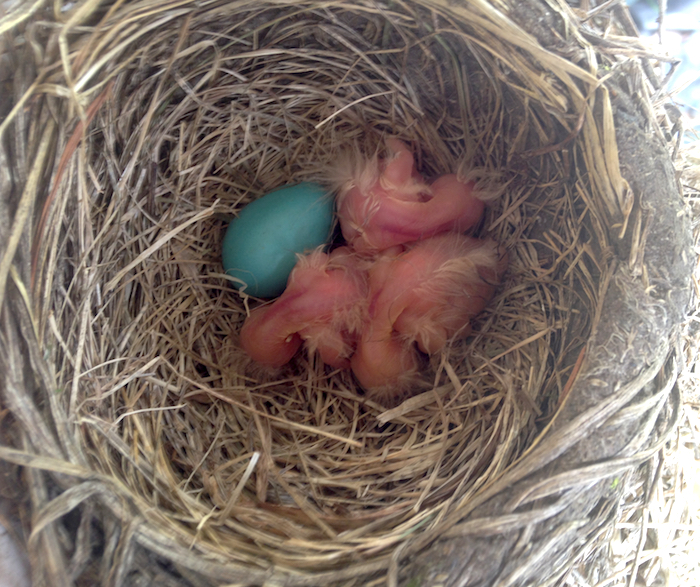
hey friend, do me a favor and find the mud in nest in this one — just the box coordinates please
[0,0,693,585]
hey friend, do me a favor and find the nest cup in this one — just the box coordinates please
[0,1,694,585]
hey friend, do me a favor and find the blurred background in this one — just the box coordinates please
[628,0,700,132]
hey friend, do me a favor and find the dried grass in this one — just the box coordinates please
[38,0,579,567]
[0,0,693,586]
[559,75,700,587]
[588,137,700,587]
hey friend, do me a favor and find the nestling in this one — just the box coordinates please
[351,233,508,400]
[335,139,485,252]
[240,247,368,369]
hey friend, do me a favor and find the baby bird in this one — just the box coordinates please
[349,246,419,393]
[351,234,508,399]
[336,139,485,252]
[240,247,368,369]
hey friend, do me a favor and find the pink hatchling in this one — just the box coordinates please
[240,247,368,369]
[336,139,485,252]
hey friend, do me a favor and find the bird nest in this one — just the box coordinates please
[0,1,694,586]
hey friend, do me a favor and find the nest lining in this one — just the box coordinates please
[0,0,691,585]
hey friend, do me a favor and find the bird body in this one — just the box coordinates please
[351,234,507,398]
[240,247,368,369]
[336,139,485,252]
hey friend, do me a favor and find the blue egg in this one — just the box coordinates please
[222,183,335,298]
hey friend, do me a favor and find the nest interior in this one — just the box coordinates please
[0,1,694,586]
